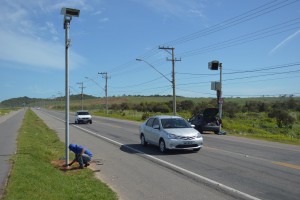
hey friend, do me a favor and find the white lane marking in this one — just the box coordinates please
[206,146,300,171]
[75,126,261,200]
[41,110,261,200]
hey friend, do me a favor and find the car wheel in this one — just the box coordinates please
[140,134,147,146]
[214,130,220,134]
[159,139,167,153]
[90,120,92,124]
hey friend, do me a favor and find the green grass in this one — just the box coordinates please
[93,110,146,122]
[3,109,117,200]
[222,112,300,145]
[0,108,17,116]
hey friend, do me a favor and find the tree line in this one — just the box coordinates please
[109,97,300,128]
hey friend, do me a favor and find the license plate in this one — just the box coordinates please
[183,141,194,145]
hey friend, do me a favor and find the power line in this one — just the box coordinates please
[164,0,299,46]
[106,0,299,77]
[223,69,300,82]
[222,74,300,86]
[96,1,300,98]
[108,62,300,96]
[174,69,300,87]
[177,62,300,76]
[110,73,172,89]
[178,18,300,58]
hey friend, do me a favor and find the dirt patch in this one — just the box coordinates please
[51,159,103,172]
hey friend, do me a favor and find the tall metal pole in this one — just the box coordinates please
[219,63,223,120]
[61,7,80,166]
[64,16,71,166]
[77,82,85,110]
[171,48,176,116]
[105,75,108,114]
[98,72,108,114]
[159,46,181,116]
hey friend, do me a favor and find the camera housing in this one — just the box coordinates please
[61,7,80,17]
[208,60,220,70]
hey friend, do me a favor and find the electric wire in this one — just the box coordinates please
[164,0,299,46]
[107,0,300,76]
[97,0,300,97]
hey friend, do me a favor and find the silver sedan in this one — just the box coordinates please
[139,115,203,153]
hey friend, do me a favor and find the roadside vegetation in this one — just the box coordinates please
[3,109,117,200]
[2,95,300,145]
[0,108,18,116]
[0,109,9,116]
[88,96,300,145]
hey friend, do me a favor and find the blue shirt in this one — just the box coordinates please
[69,144,93,157]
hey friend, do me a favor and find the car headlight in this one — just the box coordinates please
[167,133,177,139]
[197,132,202,138]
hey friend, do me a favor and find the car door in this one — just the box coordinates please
[75,112,78,123]
[151,118,161,145]
[143,117,155,144]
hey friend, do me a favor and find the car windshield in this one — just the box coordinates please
[78,112,89,115]
[161,118,191,129]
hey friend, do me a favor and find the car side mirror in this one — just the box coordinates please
[190,124,195,128]
[153,124,160,129]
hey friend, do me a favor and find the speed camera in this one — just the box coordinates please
[61,7,80,17]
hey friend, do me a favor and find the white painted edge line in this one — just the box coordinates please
[41,110,261,200]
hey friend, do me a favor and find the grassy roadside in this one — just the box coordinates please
[92,110,300,146]
[0,108,18,116]
[3,109,117,200]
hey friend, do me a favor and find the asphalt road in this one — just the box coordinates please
[3,108,300,200]
[0,108,26,198]
[34,108,300,200]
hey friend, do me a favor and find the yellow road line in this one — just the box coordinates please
[272,162,300,170]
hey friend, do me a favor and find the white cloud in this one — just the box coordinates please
[189,9,204,17]
[99,17,109,23]
[0,30,85,70]
[0,0,87,70]
[269,29,300,55]
[135,0,206,19]
[93,10,102,15]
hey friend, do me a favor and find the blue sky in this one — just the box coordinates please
[1,0,300,102]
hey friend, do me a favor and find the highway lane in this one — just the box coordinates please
[0,108,26,198]
[33,108,238,200]
[35,108,300,200]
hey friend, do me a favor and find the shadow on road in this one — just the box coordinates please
[120,144,198,156]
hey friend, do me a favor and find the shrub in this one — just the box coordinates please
[141,112,150,120]
[268,109,295,128]
[179,100,194,111]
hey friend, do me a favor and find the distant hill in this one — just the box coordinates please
[0,94,97,107]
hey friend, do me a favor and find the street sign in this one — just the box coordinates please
[218,98,224,104]
[211,81,221,91]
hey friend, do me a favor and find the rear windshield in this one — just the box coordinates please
[161,118,191,129]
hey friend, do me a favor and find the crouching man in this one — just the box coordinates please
[67,143,93,169]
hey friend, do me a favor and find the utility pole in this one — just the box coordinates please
[159,46,181,116]
[98,72,109,114]
[209,60,224,134]
[77,82,85,110]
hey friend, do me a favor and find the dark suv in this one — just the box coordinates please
[188,108,221,134]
